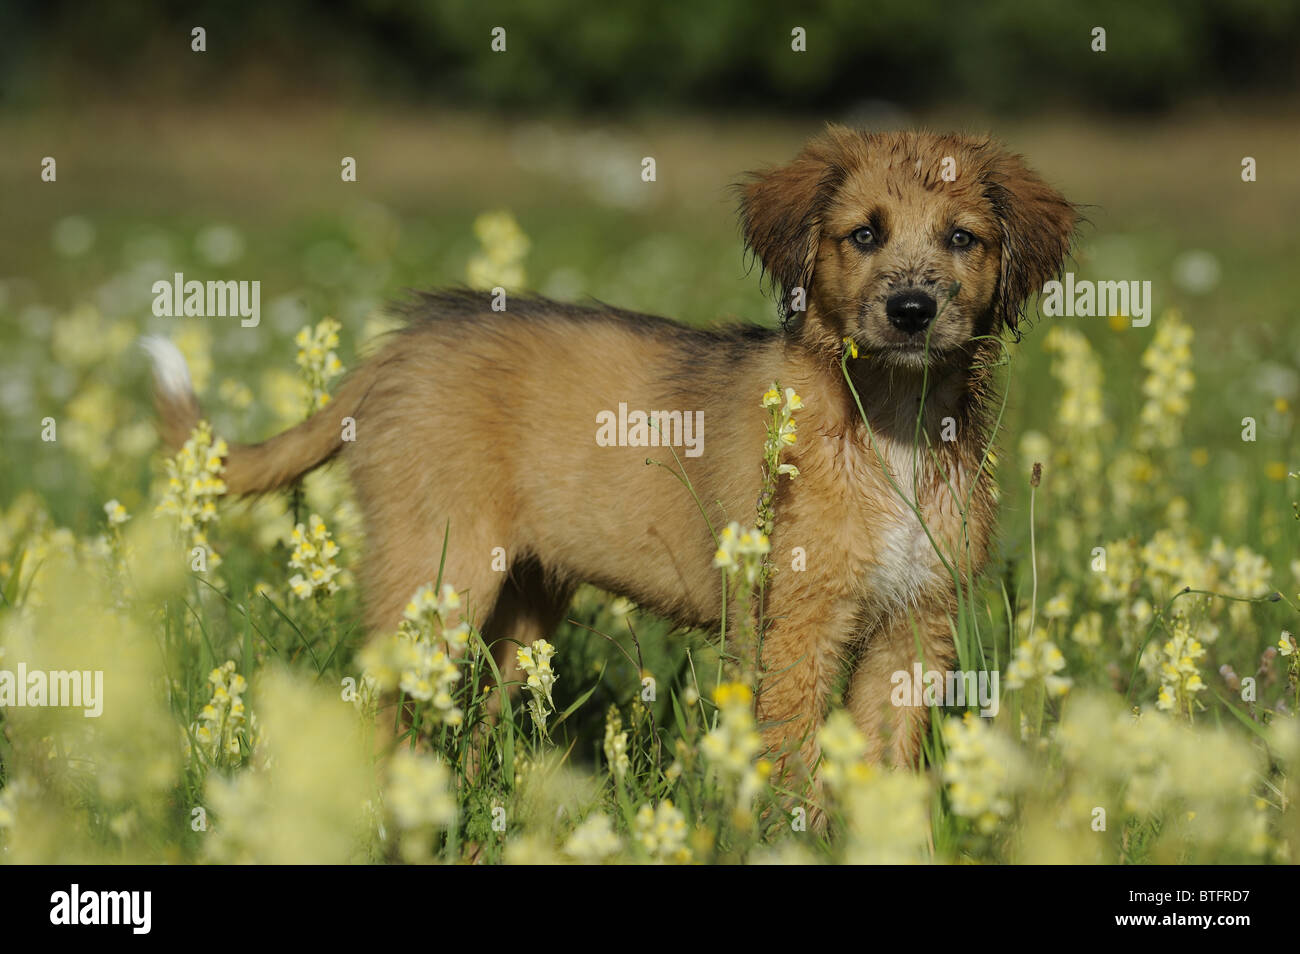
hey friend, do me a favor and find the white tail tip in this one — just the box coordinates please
[140,335,194,397]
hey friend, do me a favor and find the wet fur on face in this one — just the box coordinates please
[148,126,1077,793]
[740,127,1075,369]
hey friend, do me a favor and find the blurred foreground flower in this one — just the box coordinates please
[1226,545,1272,629]
[287,513,343,599]
[295,318,344,413]
[701,683,766,824]
[1005,628,1071,698]
[188,660,258,768]
[155,420,226,571]
[942,713,1027,834]
[102,499,130,527]
[1056,693,1268,861]
[384,749,457,863]
[634,800,691,864]
[603,705,630,781]
[1136,310,1194,451]
[359,583,473,729]
[0,550,181,862]
[1155,617,1206,717]
[564,813,623,863]
[204,668,369,864]
[817,709,871,790]
[517,639,558,736]
[842,770,932,864]
[758,384,802,538]
[712,521,770,585]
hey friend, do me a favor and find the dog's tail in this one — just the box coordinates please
[141,336,370,496]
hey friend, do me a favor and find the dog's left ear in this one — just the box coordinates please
[738,128,850,321]
[984,150,1078,337]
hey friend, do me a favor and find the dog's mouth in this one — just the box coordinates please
[849,333,950,364]
[876,342,948,367]
[860,312,974,360]
[887,336,940,351]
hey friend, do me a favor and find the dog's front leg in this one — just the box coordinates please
[845,600,957,766]
[754,588,861,787]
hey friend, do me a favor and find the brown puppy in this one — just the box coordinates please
[148,127,1075,782]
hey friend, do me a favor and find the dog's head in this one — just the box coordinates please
[739,127,1076,367]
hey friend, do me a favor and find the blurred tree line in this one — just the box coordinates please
[2,0,1296,112]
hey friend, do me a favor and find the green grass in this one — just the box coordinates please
[0,105,1297,864]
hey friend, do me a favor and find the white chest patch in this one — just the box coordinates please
[854,434,957,616]
[864,503,944,613]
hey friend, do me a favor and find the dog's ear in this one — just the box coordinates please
[983,149,1077,338]
[738,130,849,321]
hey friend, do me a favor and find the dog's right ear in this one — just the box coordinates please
[738,129,848,321]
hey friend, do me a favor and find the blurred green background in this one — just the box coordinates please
[4,0,1298,112]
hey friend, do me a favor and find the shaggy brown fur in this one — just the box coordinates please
[151,127,1076,787]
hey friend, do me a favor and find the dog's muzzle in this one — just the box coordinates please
[885,289,937,335]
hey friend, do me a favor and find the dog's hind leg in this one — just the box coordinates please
[457,560,571,782]
[359,512,512,772]
[359,515,508,641]
[482,559,575,707]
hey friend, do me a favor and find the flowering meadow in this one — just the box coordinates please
[1,115,1298,866]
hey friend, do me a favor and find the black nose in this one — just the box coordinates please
[886,290,937,334]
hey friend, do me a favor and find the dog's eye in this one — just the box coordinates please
[851,226,876,247]
[950,229,975,248]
